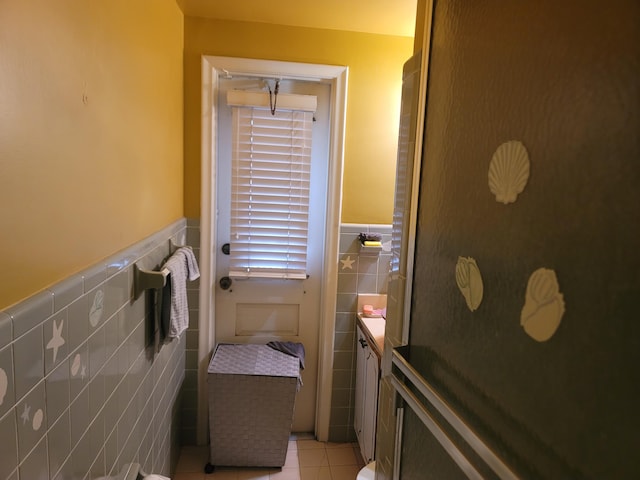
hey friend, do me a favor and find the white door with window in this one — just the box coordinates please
[214,77,330,432]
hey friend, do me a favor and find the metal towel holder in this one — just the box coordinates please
[133,240,187,299]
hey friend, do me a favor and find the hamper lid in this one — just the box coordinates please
[208,343,300,378]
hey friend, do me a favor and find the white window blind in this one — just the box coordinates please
[229,102,314,279]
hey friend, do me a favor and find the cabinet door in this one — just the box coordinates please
[362,348,379,462]
[354,325,367,442]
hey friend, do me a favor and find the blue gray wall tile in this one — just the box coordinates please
[357,274,378,293]
[47,411,71,476]
[0,345,15,419]
[50,276,83,313]
[45,358,69,428]
[16,380,47,463]
[67,295,89,354]
[82,264,108,294]
[13,325,44,400]
[7,290,53,338]
[0,409,18,480]
[19,436,48,480]
[0,312,13,346]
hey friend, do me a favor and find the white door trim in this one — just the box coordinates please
[198,55,348,443]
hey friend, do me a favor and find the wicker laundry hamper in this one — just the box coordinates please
[206,343,300,469]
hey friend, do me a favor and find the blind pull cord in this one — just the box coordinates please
[268,80,280,115]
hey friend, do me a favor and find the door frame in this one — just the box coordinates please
[198,55,348,444]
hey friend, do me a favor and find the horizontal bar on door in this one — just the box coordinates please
[391,347,519,480]
[390,375,484,480]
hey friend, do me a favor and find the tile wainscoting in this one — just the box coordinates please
[0,218,194,480]
[329,223,392,442]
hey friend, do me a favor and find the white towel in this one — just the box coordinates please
[162,247,200,338]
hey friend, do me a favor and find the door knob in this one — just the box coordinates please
[219,276,232,290]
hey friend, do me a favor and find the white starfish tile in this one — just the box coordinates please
[340,255,355,270]
[46,318,65,364]
[21,403,31,424]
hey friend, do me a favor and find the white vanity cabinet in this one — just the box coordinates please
[354,323,381,463]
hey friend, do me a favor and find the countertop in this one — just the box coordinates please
[356,313,386,359]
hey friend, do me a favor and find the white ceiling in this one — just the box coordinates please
[177,0,417,37]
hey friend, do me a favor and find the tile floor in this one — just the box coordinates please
[173,435,365,480]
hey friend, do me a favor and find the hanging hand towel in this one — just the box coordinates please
[266,341,306,370]
[267,341,306,390]
[162,247,200,339]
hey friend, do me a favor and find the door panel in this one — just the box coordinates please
[397,0,640,478]
[215,77,331,432]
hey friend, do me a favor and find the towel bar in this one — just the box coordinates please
[132,239,190,299]
[133,264,169,299]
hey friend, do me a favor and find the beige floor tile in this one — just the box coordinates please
[283,448,299,468]
[296,439,327,450]
[323,442,350,449]
[174,473,207,480]
[299,466,332,480]
[326,446,357,466]
[236,468,271,480]
[176,446,210,473]
[205,467,240,479]
[297,448,329,467]
[352,446,365,467]
[268,467,301,480]
[330,464,360,480]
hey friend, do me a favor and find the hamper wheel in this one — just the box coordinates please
[204,463,215,474]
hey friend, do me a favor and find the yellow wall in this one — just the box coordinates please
[183,17,413,224]
[0,0,184,309]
